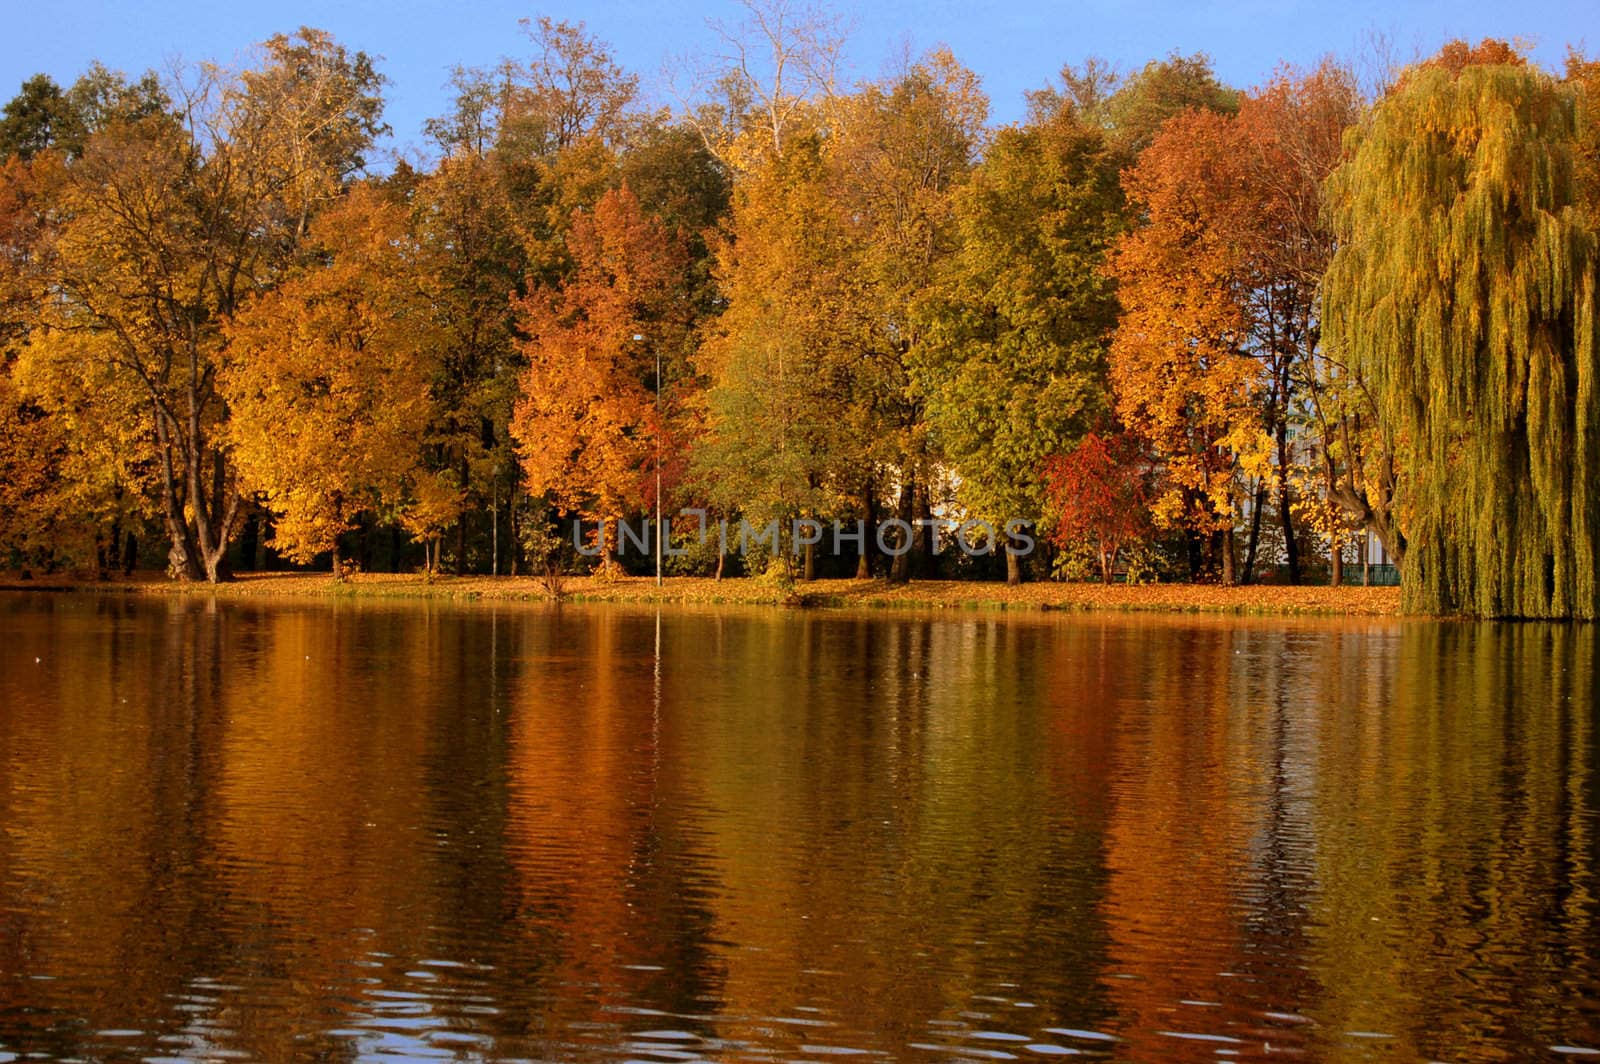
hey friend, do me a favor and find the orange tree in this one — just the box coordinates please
[510,186,692,564]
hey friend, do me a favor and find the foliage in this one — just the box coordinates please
[1106,61,1361,586]
[223,185,439,571]
[1324,50,1600,618]
[693,130,874,543]
[919,104,1122,553]
[6,23,1600,615]
[1032,51,1240,159]
[6,30,386,582]
[1106,107,1271,582]
[1043,431,1156,583]
[510,186,691,531]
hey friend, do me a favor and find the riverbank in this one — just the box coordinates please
[0,571,1402,616]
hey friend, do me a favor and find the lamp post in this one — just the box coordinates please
[636,333,662,587]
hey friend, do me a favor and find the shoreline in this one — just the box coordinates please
[0,571,1402,617]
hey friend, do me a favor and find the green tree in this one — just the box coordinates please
[1324,48,1600,617]
[0,76,72,160]
[695,130,874,579]
[1033,51,1239,160]
[919,105,1123,584]
[0,66,166,162]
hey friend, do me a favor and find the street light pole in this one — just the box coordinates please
[655,343,663,588]
[635,332,664,588]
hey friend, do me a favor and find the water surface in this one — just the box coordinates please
[0,593,1596,1062]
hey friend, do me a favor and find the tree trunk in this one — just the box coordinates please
[1221,528,1236,586]
[122,532,138,576]
[803,541,815,582]
[889,482,914,584]
[187,423,237,584]
[856,484,874,579]
[1330,539,1344,587]
[456,457,470,575]
[914,485,934,578]
[332,540,343,581]
[1277,423,1300,584]
[1241,479,1266,584]
[508,496,520,577]
[1005,542,1023,586]
[239,511,260,572]
[157,443,203,581]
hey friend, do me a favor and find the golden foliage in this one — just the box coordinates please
[223,185,440,567]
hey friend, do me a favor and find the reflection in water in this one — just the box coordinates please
[0,594,1596,1062]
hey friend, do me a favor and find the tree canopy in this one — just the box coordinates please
[3,21,1597,614]
[1325,56,1600,617]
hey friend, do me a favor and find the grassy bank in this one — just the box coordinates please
[1,570,1402,616]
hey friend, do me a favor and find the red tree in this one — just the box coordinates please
[1044,431,1154,584]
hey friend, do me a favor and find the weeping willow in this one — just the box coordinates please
[1324,63,1600,618]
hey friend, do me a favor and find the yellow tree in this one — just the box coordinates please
[3,150,159,573]
[694,127,877,580]
[222,185,439,576]
[830,50,987,581]
[11,31,386,581]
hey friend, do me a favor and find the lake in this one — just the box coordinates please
[0,592,1596,1062]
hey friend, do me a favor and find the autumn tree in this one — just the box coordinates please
[830,50,987,581]
[510,186,692,559]
[407,16,731,577]
[403,147,527,574]
[1234,64,1402,580]
[502,15,640,156]
[677,0,847,166]
[223,185,439,576]
[1106,108,1269,584]
[1323,45,1600,618]
[1,65,169,572]
[1227,63,1360,582]
[695,130,875,579]
[230,28,388,242]
[1044,431,1154,583]
[919,103,1122,584]
[1106,61,1361,586]
[9,30,385,582]
[694,50,984,582]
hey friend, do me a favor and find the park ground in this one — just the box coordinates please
[1,571,1402,616]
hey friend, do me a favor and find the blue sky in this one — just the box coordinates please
[2,0,1591,159]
